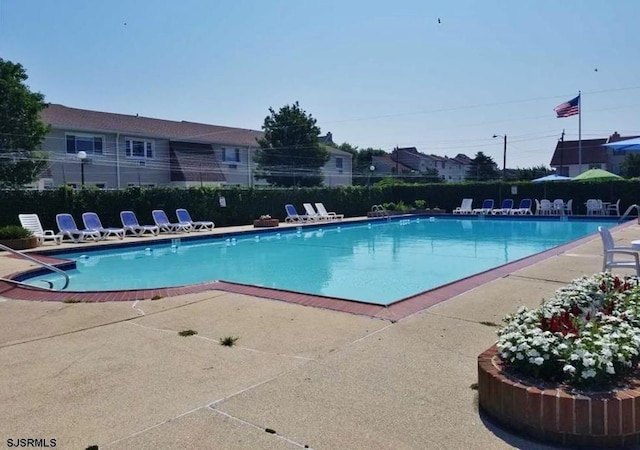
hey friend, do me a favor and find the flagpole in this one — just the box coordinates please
[578,91,582,174]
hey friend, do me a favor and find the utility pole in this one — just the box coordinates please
[559,129,565,176]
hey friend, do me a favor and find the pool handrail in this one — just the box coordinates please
[0,242,69,290]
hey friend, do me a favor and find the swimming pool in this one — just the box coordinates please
[23,217,617,305]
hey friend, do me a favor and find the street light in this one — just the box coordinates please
[77,150,87,187]
[492,134,507,180]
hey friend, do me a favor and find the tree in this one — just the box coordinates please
[465,152,500,181]
[620,154,640,178]
[0,59,50,188]
[512,165,554,181]
[254,102,328,187]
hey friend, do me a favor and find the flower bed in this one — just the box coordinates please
[478,273,640,447]
[253,218,279,228]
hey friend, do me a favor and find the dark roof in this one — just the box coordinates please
[550,138,608,166]
[169,142,225,183]
[41,104,263,147]
[372,155,413,172]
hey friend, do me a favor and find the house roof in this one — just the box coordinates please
[372,155,413,172]
[41,104,264,147]
[549,138,608,166]
[169,142,225,183]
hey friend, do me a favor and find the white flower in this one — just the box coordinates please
[563,364,576,374]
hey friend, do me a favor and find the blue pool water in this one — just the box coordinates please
[25,217,616,305]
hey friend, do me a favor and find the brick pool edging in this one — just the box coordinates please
[478,345,640,448]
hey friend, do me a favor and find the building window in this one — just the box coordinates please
[66,134,104,155]
[335,157,343,169]
[125,138,154,159]
[222,148,240,162]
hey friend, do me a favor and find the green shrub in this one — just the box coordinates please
[414,199,426,209]
[0,225,33,239]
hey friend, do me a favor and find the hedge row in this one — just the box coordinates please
[1,180,637,230]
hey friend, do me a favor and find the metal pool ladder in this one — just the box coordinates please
[0,243,70,290]
[619,204,640,224]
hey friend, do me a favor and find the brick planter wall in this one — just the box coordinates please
[478,345,640,448]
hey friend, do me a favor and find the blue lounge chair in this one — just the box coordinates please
[82,212,125,240]
[284,204,308,222]
[55,213,101,243]
[511,199,533,215]
[472,199,494,215]
[120,211,160,237]
[175,209,214,231]
[491,199,514,215]
[152,209,193,233]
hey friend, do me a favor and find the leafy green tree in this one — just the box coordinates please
[344,146,387,185]
[254,102,328,187]
[465,152,500,181]
[0,58,50,188]
[620,154,640,178]
[512,165,554,181]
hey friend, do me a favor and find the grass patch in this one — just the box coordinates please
[151,295,162,301]
[178,329,198,337]
[479,321,499,327]
[220,335,239,347]
[470,382,479,390]
[63,298,82,303]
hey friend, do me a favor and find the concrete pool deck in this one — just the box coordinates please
[0,218,639,449]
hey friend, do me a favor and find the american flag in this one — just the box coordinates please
[554,95,580,118]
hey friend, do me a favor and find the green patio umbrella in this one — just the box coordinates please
[572,168,622,181]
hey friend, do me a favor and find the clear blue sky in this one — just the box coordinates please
[2,0,639,169]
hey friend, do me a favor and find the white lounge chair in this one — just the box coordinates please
[453,198,473,214]
[176,208,214,231]
[472,199,494,215]
[314,203,344,221]
[152,209,193,233]
[598,226,640,276]
[120,211,160,237]
[55,213,101,243]
[302,203,324,221]
[284,204,308,222]
[82,212,125,240]
[18,214,62,245]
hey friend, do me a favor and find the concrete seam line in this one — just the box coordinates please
[102,405,204,448]
[208,407,308,448]
[347,323,394,346]
[208,372,290,408]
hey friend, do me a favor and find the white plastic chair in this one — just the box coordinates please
[539,199,553,215]
[586,199,604,215]
[563,199,573,215]
[552,199,565,215]
[453,198,473,214]
[18,214,62,245]
[607,199,621,216]
[598,226,640,276]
